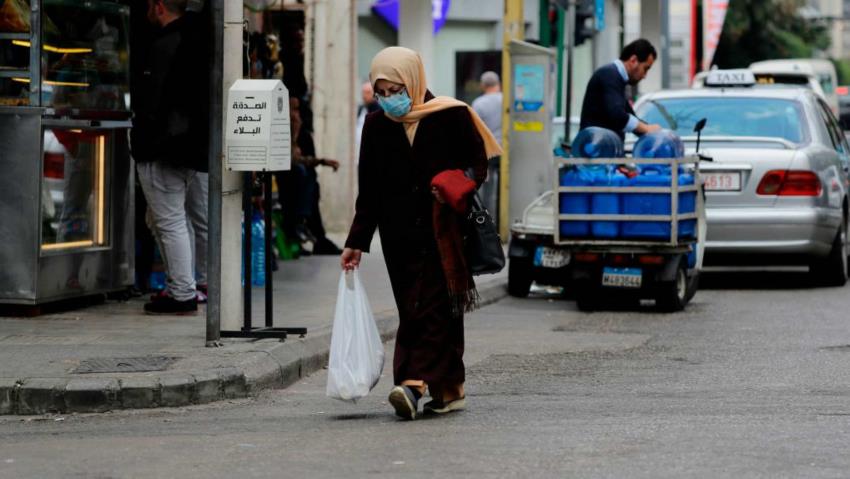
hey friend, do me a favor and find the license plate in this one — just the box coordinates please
[601,267,642,288]
[534,247,570,268]
[704,172,742,191]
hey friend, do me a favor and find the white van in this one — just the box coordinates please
[749,59,839,113]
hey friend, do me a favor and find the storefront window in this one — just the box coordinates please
[40,0,130,111]
[41,128,109,251]
[0,0,32,106]
[0,0,30,33]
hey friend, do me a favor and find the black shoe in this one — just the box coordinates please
[144,296,198,316]
[388,386,419,420]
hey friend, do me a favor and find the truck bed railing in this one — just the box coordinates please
[553,155,704,248]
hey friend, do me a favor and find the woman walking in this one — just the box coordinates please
[340,46,502,420]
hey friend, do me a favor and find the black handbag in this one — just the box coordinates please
[464,191,506,275]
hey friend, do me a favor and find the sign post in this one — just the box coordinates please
[223,79,305,340]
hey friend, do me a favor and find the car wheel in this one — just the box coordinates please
[810,218,847,287]
[656,260,690,312]
[508,256,533,298]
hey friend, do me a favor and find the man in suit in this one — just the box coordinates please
[580,39,661,139]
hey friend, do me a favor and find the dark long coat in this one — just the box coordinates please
[345,95,488,387]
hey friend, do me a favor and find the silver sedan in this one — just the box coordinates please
[634,85,850,285]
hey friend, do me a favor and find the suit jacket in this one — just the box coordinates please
[579,63,635,140]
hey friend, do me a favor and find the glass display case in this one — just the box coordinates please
[0,0,133,305]
[1,0,130,112]
[0,0,32,106]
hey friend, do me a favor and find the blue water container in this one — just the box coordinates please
[251,211,266,286]
[590,168,627,238]
[622,166,696,239]
[559,167,592,237]
[633,129,685,159]
[571,127,624,159]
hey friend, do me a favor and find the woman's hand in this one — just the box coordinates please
[340,248,362,271]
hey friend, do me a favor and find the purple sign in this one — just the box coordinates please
[371,0,451,35]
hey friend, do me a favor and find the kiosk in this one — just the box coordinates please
[0,0,133,305]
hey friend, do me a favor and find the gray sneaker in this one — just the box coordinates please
[388,386,419,420]
[423,397,466,415]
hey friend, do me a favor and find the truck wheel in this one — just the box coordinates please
[575,284,600,312]
[656,261,690,312]
[508,257,533,297]
[810,219,847,287]
[684,271,699,303]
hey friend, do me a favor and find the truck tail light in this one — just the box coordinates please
[574,252,600,263]
[638,255,664,265]
[756,170,822,196]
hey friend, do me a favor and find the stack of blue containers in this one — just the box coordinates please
[559,128,697,243]
[559,127,625,238]
[622,130,696,240]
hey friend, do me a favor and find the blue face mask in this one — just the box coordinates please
[377,90,412,117]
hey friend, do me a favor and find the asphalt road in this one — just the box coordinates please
[2,270,850,478]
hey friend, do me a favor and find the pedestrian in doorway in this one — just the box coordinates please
[471,71,503,224]
[132,0,208,315]
[341,46,502,420]
[580,38,662,139]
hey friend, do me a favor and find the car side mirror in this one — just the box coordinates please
[694,118,708,156]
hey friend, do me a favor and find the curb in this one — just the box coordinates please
[0,281,507,416]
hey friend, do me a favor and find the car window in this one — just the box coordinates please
[816,99,845,154]
[636,97,806,143]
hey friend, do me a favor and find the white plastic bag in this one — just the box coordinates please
[326,270,385,402]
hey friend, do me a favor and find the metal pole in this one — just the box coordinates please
[499,0,524,239]
[263,172,273,328]
[539,0,551,47]
[660,0,670,89]
[29,0,41,106]
[206,0,224,346]
[565,0,576,145]
[556,6,565,117]
[243,173,252,331]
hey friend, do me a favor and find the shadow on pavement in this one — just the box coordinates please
[699,270,819,290]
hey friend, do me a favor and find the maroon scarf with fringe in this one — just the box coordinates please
[431,170,480,315]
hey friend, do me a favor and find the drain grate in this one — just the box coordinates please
[72,356,179,374]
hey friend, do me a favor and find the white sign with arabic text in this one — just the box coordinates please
[226,79,291,172]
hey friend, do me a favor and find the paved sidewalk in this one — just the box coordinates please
[0,239,507,415]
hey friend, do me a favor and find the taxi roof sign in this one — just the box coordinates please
[704,69,756,87]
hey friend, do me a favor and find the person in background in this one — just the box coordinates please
[132,0,208,315]
[341,46,501,420]
[580,38,661,139]
[266,34,284,80]
[278,26,341,256]
[275,97,340,256]
[471,71,503,223]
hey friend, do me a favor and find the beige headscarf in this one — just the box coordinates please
[369,46,503,159]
